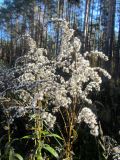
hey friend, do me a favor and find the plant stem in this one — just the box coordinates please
[65,96,77,159]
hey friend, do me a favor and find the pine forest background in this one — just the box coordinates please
[0,0,120,159]
[0,0,120,72]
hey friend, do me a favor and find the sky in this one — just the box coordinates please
[0,0,3,2]
[0,0,3,5]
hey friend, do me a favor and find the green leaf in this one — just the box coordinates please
[43,144,59,158]
[21,135,35,139]
[45,134,63,140]
[35,147,43,160]
[40,131,49,134]
[9,148,23,160]
[41,131,63,140]
[14,153,23,160]
[9,148,15,160]
[11,138,19,144]
[4,142,11,156]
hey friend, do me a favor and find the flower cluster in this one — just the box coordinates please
[84,50,109,61]
[0,19,111,134]
[77,107,99,136]
[90,51,109,61]
[41,112,56,128]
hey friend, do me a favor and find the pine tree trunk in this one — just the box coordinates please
[105,0,116,57]
[84,0,91,51]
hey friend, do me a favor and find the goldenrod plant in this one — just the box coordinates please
[0,19,111,159]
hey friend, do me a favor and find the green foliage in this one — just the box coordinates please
[18,112,62,159]
[0,140,23,160]
[42,144,59,159]
[8,148,23,160]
